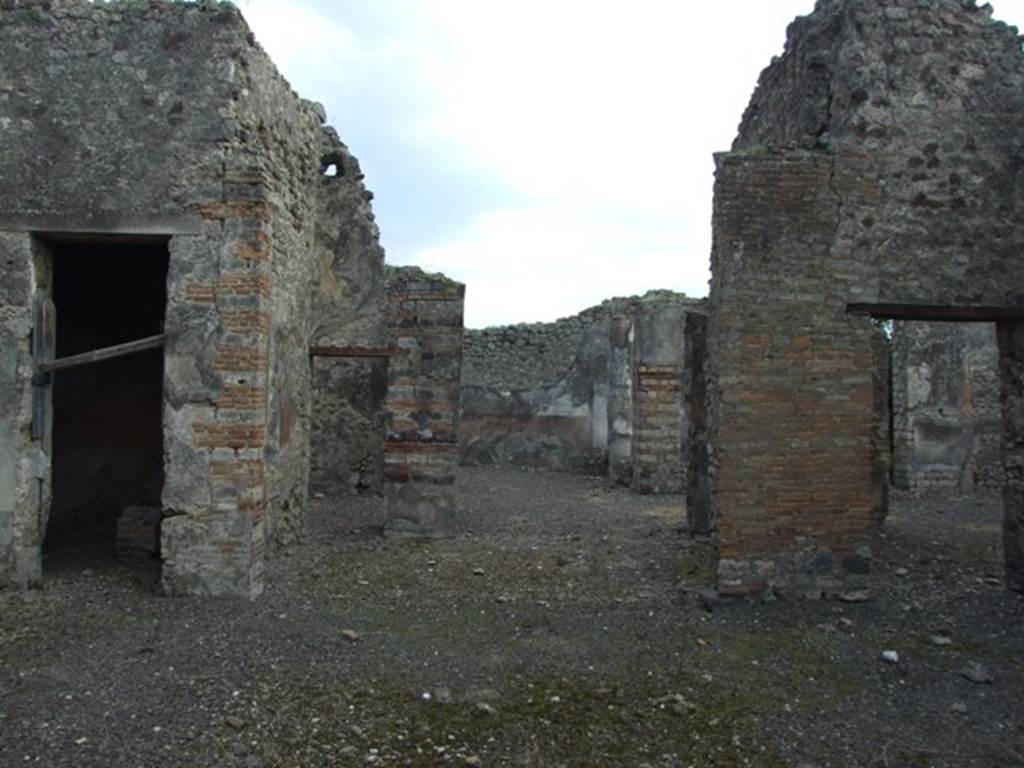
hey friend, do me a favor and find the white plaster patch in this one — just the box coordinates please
[907,363,932,409]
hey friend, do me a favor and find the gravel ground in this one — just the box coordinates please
[1,467,1022,767]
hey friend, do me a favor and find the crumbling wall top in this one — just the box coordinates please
[463,291,703,392]
[735,0,1024,152]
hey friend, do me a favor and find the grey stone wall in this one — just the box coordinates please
[870,327,892,527]
[0,1,388,595]
[460,292,700,472]
[383,266,464,537]
[309,358,387,496]
[708,0,1024,596]
[891,321,1001,494]
[998,321,1024,591]
[607,315,634,484]
[0,234,45,586]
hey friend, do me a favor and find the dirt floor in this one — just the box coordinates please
[1,466,1022,768]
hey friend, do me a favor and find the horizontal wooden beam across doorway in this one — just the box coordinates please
[37,333,166,374]
[846,303,1024,322]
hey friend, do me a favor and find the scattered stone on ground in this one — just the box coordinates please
[960,662,995,685]
[0,470,1021,767]
[838,590,872,603]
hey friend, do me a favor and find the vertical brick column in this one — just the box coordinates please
[383,267,464,537]
[708,150,877,597]
[631,304,685,493]
[160,179,272,597]
[997,320,1024,592]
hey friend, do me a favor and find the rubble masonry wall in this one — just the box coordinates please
[709,0,1024,595]
[461,292,702,480]
[0,0,388,595]
[383,267,465,536]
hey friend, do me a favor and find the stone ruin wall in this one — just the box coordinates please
[309,357,387,496]
[891,321,1002,494]
[630,302,690,494]
[684,313,711,531]
[306,119,390,501]
[707,0,1024,596]
[382,266,464,536]
[461,292,705,493]
[0,0,395,595]
[460,302,616,473]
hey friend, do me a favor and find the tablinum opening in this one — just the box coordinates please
[43,239,169,570]
[849,304,1007,584]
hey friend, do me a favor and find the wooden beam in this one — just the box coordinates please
[846,303,1024,322]
[309,346,400,359]
[38,333,166,374]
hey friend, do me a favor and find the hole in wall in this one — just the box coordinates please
[321,152,345,179]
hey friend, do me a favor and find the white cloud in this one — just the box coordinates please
[411,203,706,327]
[239,0,1024,328]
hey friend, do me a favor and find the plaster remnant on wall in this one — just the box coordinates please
[892,321,1002,495]
[461,291,703,481]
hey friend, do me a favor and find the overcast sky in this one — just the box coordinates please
[238,0,1024,328]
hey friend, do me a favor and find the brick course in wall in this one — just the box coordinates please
[383,267,465,536]
[632,366,684,493]
[629,288,689,496]
[461,292,700,476]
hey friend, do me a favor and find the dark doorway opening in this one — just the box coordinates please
[43,238,169,575]
[849,304,1012,588]
[310,356,389,496]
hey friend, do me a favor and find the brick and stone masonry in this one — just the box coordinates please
[708,150,879,597]
[0,1,391,596]
[684,313,711,533]
[631,304,686,494]
[707,0,1024,596]
[607,313,634,484]
[460,291,704,492]
[383,267,465,537]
